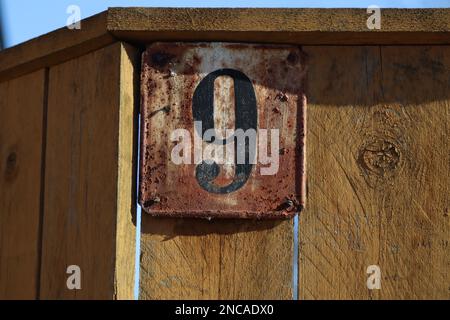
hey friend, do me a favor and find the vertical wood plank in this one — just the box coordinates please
[0,70,46,299]
[299,46,450,299]
[138,44,297,300]
[140,218,294,299]
[40,43,139,299]
[115,44,140,300]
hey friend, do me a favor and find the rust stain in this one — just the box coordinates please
[139,42,307,219]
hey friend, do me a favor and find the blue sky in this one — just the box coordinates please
[1,0,450,48]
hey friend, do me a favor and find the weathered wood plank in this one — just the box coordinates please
[299,45,450,299]
[0,70,46,299]
[109,8,450,47]
[109,8,450,33]
[140,218,294,299]
[39,42,139,299]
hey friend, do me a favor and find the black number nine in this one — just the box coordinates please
[192,69,257,194]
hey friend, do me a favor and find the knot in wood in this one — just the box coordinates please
[359,139,401,177]
[4,152,18,181]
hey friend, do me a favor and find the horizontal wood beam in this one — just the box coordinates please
[108,8,450,33]
[1,8,450,82]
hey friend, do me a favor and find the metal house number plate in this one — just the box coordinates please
[139,42,306,219]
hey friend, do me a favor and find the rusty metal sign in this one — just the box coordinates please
[139,42,306,219]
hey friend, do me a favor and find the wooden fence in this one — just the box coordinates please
[0,8,449,300]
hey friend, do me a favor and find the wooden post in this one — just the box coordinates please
[0,8,449,300]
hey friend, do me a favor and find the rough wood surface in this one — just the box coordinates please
[299,45,450,299]
[39,43,138,299]
[140,218,294,299]
[1,8,450,81]
[0,70,46,299]
[108,8,450,46]
[109,8,450,32]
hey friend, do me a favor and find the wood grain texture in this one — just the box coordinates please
[108,8,450,46]
[115,44,140,300]
[0,70,46,299]
[109,8,450,32]
[39,43,138,299]
[299,46,450,299]
[140,218,294,299]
